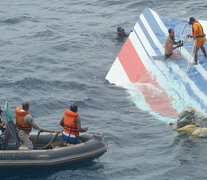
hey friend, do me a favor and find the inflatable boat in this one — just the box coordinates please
[0,103,107,168]
[0,131,107,168]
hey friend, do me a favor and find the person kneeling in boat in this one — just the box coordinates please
[165,29,183,59]
[15,101,43,149]
[60,104,88,144]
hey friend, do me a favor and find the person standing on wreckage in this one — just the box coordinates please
[187,17,207,65]
[165,28,184,60]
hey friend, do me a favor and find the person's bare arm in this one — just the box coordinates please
[60,117,64,127]
[173,40,180,45]
[75,116,88,132]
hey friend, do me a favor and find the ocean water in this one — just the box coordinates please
[1,0,207,179]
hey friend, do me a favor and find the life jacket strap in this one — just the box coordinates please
[196,34,206,38]
[64,125,78,133]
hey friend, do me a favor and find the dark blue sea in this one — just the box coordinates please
[1,0,207,179]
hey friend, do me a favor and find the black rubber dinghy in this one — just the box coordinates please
[0,132,108,168]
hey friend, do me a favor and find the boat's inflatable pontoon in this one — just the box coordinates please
[0,103,107,168]
[0,132,107,168]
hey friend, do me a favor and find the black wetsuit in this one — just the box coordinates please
[117,27,128,38]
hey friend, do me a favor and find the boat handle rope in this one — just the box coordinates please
[33,130,61,150]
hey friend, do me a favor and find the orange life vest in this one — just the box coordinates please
[192,21,205,38]
[63,110,79,136]
[15,107,31,134]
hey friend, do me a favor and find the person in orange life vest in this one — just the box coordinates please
[187,17,207,65]
[15,101,43,149]
[60,104,88,144]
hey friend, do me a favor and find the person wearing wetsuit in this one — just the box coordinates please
[165,29,183,59]
[117,26,128,38]
[188,17,207,65]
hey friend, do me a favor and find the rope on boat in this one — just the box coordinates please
[33,130,61,150]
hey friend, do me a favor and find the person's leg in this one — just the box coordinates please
[169,53,182,60]
[197,38,206,57]
[194,47,199,64]
[61,133,80,144]
[62,133,69,142]
[201,46,207,57]
[68,137,80,144]
[18,130,33,149]
[24,134,33,149]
